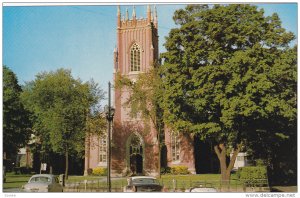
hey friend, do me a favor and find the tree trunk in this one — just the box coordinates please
[157,125,161,178]
[214,144,229,182]
[65,147,69,180]
[214,143,242,184]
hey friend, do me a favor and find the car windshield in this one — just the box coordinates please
[132,178,158,185]
[29,176,51,183]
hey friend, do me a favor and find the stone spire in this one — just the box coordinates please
[125,8,129,21]
[132,6,136,20]
[117,5,121,27]
[117,5,120,15]
[147,5,151,24]
[154,5,158,27]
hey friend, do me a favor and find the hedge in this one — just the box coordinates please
[237,166,267,180]
[92,167,107,176]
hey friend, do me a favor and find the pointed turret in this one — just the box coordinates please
[132,6,136,20]
[125,8,129,21]
[114,45,118,71]
[147,5,151,24]
[117,5,121,28]
[154,5,158,28]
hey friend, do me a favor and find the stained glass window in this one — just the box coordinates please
[99,135,107,163]
[130,43,141,72]
[171,133,180,161]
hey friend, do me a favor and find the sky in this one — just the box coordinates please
[3,3,298,105]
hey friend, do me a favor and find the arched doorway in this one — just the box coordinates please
[127,133,144,175]
[130,154,143,174]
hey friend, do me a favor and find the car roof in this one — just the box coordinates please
[130,176,157,180]
[30,174,55,178]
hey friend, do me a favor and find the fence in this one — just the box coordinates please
[64,179,127,192]
[159,179,269,192]
[63,178,269,192]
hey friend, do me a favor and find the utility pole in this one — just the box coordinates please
[105,82,114,192]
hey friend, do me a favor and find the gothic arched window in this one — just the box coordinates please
[130,43,141,72]
[99,135,107,163]
[171,132,180,162]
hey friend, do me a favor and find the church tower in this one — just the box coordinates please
[112,5,159,176]
[84,5,195,177]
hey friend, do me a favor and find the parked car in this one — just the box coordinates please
[123,176,163,192]
[22,174,63,192]
[185,183,217,192]
[3,166,6,183]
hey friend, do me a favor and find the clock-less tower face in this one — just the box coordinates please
[112,5,160,176]
[113,5,158,123]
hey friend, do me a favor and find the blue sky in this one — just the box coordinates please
[3,3,298,105]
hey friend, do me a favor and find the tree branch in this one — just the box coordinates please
[214,145,222,160]
[227,143,242,172]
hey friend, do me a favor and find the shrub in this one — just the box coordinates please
[161,167,172,175]
[87,168,93,175]
[170,166,190,175]
[255,159,267,166]
[92,167,107,176]
[19,167,32,174]
[237,166,268,184]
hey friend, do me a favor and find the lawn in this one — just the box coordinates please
[3,172,32,189]
[67,175,107,182]
[3,172,241,191]
[63,174,245,192]
[159,174,241,191]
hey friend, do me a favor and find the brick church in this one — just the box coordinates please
[84,5,195,176]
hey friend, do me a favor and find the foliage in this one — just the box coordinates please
[236,166,267,180]
[3,66,31,158]
[21,68,104,178]
[87,168,93,175]
[92,167,107,176]
[160,4,296,181]
[161,167,172,175]
[115,65,164,175]
[255,159,267,167]
[170,166,190,175]
[160,166,190,175]
[115,65,163,125]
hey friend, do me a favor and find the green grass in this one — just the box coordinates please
[3,172,241,191]
[159,174,241,190]
[161,174,225,181]
[63,174,247,192]
[67,175,106,182]
[3,172,33,189]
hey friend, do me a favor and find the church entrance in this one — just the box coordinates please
[130,154,143,174]
[128,133,144,175]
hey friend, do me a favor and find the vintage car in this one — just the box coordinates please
[123,176,163,192]
[22,174,63,192]
[185,183,217,192]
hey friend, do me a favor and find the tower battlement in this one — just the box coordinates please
[117,5,158,29]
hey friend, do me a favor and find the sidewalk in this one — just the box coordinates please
[271,186,297,192]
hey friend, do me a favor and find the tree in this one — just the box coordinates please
[21,69,104,178]
[115,65,164,176]
[161,4,296,182]
[3,65,31,159]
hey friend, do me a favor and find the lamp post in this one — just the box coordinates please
[105,82,115,192]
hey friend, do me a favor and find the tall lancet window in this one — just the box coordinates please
[171,132,180,162]
[99,135,107,163]
[130,43,141,72]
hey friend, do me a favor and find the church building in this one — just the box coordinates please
[84,5,195,176]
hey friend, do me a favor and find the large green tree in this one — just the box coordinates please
[3,66,31,159]
[161,4,296,181]
[21,69,104,178]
